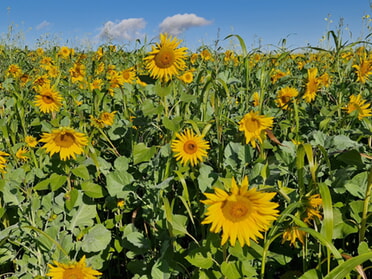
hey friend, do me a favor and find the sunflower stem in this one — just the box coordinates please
[359,166,372,242]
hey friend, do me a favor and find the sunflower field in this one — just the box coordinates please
[0,29,371,279]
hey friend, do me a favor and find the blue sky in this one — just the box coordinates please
[0,0,371,51]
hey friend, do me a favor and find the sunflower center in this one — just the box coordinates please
[183,140,198,154]
[55,132,75,148]
[155,48,175,68]
[42,94,55,104]
[222,198,251,222]
[63,268,84,279]
[244,117,260,133]
[281,96,291,104]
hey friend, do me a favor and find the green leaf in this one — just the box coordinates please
[81,181,105,198]
[126,231,150,249]
[299,269,322,279]
[345,171,368,199]
[319,182,333,242]
[151,259,171,279]
[65,188,79,211]
[50,173,67,191]
[185,250,214,269]
[114,156,130,172]
[324,252,372,279]
[71,165,90,180]
[82,224,112,252]
[197,163,217,192]
[221,261,241,279]
[67,203,97,232]
[162,115,182,132]
[106,170,134,198]
[133,143,156,165]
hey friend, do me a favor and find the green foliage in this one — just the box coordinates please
[0,29,371,279]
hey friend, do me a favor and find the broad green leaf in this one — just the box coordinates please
[151,259,171,279]
[221,261,241,279]
[133,142,156,165]
[65,188,79,211]
[345,172,368,199]
[67,203,97,232]
[71,165,90,180]
[50,173,67,191]
[197,163,216,192]
[162,115,182,132]
[114,156,130,172]
[106,170,134,198]
[185,251,214,269]
[81,181,105,198]
[82,224,112,252]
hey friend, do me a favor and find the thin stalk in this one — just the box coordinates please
[359,166,372,242]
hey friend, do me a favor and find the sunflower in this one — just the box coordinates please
[47,255,102,279]
[171,129,210,166]
[353,58,372,83]
[16,147,29,161]
[121,67,136,84]
[201,176,279,247]
[40,127,88,161]
[275,86,298,110]
[58,46,72,59]
[178,70,194,83]
[303,194,323,224]
[0,151,9,173]
[344,94,372,120]
[144,33,188,82]
[282,226,306,247]
[34,84,63,113]
[252,92,260,107]
[302,68,319,103]
[90,111,116,128]
[238,111,274,148]
[25,135,38,148]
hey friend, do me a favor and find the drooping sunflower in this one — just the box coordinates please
[171,129,210,166]
[344,94,372,120]
[34,83,63,113]
[201,176,279,247]
[144,33,188,82]
[47,255,102,279]
[238,111,274,148]
[275,86,298,110]
[282,226,306,247]
[302,194,323,224]
[39,127,88,161]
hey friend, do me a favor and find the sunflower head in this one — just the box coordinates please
[47,255,102,279]
[171,128,209,166]
[276,87,298,110]
[144,33,188,82]
[343,94,372,120]
[34,84,63,113]
[201,176,279,247]
[238,111,274,148]
[40,127,88,161]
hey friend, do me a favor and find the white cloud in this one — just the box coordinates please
[98,18,146,41]
[159,13,212,36]
[36,20,51,30]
